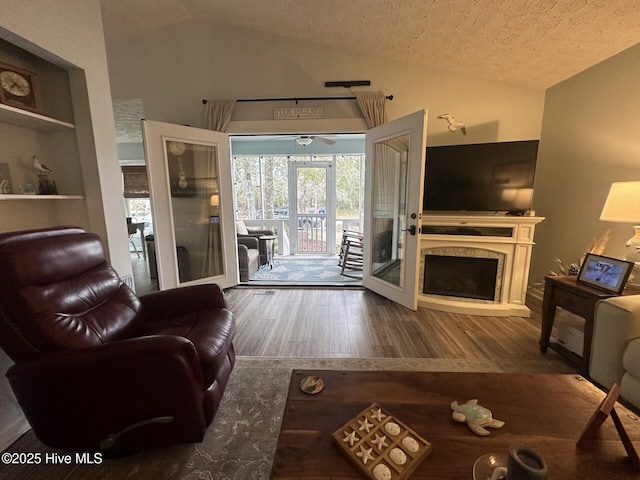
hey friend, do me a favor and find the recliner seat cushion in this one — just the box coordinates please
[138,309,235,386]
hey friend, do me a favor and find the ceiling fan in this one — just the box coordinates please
[294,135,336,146]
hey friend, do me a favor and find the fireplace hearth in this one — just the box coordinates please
[423,255,498,301]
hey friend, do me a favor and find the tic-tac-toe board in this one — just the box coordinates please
[331,402,432,480]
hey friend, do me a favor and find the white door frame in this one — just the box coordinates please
[288,159,336,254]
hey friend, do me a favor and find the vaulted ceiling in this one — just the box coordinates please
[101,0,640,89]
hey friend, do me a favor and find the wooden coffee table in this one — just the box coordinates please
[271,370,640,479]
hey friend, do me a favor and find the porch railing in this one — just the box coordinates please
[297,214,327,253]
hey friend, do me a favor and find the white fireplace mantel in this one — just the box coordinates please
[418,213,544,317]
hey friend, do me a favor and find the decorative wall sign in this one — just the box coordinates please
[273,106,323,120]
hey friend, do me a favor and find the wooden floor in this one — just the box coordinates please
[225,287,553,361]
[131,253,158,295]
[130,255,554,362]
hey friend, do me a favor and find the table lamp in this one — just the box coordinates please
[600,181,640,267]
[210,194,220,216]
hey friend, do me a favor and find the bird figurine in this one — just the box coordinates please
[33,155,53,175]
[438,114,467,134]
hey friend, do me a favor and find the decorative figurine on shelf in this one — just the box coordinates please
[451,399,505,436]
[33,155,57,195]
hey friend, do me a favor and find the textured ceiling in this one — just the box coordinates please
[113,98,145,143]
[101,0,640,89]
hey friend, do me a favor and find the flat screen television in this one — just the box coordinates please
[422,140,539,214]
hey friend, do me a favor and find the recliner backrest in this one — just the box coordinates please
[0,226,143,362]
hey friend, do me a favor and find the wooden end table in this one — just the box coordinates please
[539,275,640,376]
[271,370,640,479]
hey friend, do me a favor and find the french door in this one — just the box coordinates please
[142,120,238,290]
[362,110,428,310]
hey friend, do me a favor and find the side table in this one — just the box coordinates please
[257,234,277,268]
[539,275,640,375]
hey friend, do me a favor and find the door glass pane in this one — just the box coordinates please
[370,134,410,287]
[295,165,327,253]
[166,140,223,283]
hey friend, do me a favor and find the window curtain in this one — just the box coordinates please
[204,99,237,132]
[203,99,236,277]
[354,91,387,128]
[355,92,393,236]
[122,165,149,198]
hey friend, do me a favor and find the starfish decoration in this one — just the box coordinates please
[358,418,374,433]
[370,407,386,422]
[342,430,359,446]
[356,445,375,464]
[371,433,389,451]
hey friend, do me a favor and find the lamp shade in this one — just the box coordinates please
[600,181,640,223]
[210,194,220,207]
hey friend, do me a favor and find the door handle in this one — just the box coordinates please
[402,225,417,236]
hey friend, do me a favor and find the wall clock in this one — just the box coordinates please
[0,63,40,113]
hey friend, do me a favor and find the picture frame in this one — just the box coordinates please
[0,62,40,113]
[0,162,13,194]
[577,253,634,294]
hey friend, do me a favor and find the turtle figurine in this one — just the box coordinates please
[451,399,505,436]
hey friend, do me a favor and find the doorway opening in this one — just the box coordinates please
[230,133,365,284]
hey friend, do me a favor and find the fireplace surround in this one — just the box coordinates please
[419,214,544,317]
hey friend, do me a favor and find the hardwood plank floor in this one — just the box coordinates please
[130,255,561,364]
[224,286,557,363]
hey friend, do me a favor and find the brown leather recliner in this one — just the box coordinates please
[0,226,236,454]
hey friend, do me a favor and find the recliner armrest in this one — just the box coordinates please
[138,283,228,319]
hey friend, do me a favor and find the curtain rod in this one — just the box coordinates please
[202,94,393,105]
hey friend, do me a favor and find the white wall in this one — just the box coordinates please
[105,20,545,145]
[531,43,640,286]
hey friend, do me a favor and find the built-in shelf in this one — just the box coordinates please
[0,194,84,200]
[0,103,75,132]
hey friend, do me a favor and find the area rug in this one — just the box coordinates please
[250,255,362,284]
[2,356,575,480]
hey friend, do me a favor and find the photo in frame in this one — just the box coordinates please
[577,253,634,294]
[0,162,14,194]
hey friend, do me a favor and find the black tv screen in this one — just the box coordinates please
[423,140,539,213]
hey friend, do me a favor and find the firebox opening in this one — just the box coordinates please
[423,255,499,301]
